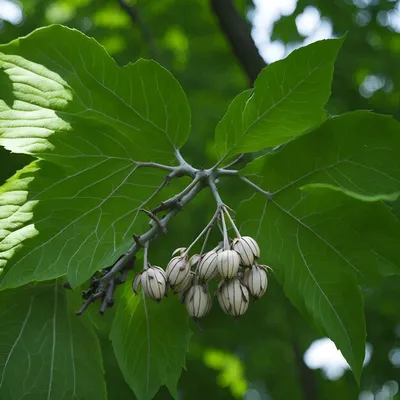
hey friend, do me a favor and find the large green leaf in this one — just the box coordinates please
[237,111,400,380]
[111,286,191,400]
[0,25,190,289]
[0,283,106,399]
[214,37,343,162]
[244,111,400,199]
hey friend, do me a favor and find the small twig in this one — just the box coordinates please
[100,279,116,315]
[152,175,202,214]
[140,209,167,234]
[208,176,225,208]
[117,269,129,284]
[139,172,175,212]
[76,292,104,316]
[132,234,143,248]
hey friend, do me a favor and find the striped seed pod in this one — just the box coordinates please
[141,266,167,301]
[216,277,249,317]
[243,264,268,299]
[172,247,187,257]
[166,255,190,289]
[185,284,212,318]
[197,250,219,281]
[173,270,194,294]
[217,250,240,279]
[189,254,201,267]
[231,236,260,267]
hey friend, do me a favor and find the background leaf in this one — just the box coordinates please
[214,37,343,162]
[237,184,400,381]
[236,111,400,380]
[243,111,400,199]
[0,282,106,399]
[111,286,191,400]
[0,25,191,289]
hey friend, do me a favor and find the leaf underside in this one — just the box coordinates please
[0,25,191,289]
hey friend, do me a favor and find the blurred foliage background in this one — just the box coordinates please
[1,0,400,399]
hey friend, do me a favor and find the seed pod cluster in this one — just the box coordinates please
[131,229,270,318]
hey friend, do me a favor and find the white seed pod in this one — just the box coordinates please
[198,251,219,281]
[216,278,249,316]
[189,254,201,267]
[243,264,268,298]
[217,250,240,279]
[166,256,190,288]
[172,247,187,257]
[232,236,260,267]
[132,272,142,294]
[185,284,212,318]
[141,266,167,301]
[173,270,194,294]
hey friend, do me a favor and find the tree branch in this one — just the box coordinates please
[97,180,205,292]
[117,0,159,60]
[210,0,266,86]
[73,162,271,315]
[293,339,317,400]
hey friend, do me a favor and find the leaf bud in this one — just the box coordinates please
[197,250,219,281]
[185,284,212,318]
[216,278,249,317]
[166,255,190,289]
[243,264,268,299]
[217,250,240,279]
[231,236,260,266]
[141,266,167,301]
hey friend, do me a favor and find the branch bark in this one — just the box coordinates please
[210,0,266,86]
[117,0,159,60]
[293,339,317,400]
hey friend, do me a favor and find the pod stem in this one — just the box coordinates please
[194,222,213,273]
[222,206,241,238]
[185,207,221,256]
[220,208,230,250]
[143,243,149,270]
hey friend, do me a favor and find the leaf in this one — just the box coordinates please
[214,37,343,162]
[111,286,191,400]
[237,111,400,380]
[244,111,400,198]
[0,25,190,289]
[0,282,106,399]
